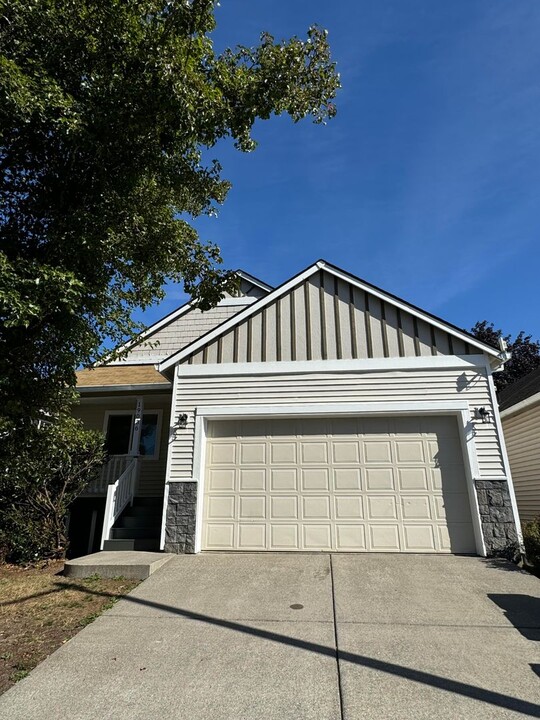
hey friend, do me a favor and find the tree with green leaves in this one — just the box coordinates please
[0,1,340,431]
[471,321,540,393]
[0,416,105,562]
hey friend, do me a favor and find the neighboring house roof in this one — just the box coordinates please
[76,365,171,391]
[158,259,502,372]
[499,366,540,413]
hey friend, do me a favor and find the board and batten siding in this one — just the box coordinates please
[502,402,540,522]
[168,367,504,482]
[73,396,171,496]
[184,271,475,365]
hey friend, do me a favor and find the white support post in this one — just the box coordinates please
[130,396,144,500]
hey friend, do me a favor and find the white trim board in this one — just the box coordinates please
[190,400,486,556]
[159,260,502,372]
[177,355,490,377]
[486,372,524,548]
[78,383,171,393]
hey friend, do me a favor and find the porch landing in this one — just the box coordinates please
[64,551,174,580]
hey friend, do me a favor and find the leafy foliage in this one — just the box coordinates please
[0,1,340,429]
[523,518,540,570]
[470,321,540,393]
[0,416,105,563]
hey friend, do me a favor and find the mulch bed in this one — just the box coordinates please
[0,561,138,695]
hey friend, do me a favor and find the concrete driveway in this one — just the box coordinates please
[1,554,539,719]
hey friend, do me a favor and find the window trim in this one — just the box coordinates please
[103,409,163,461]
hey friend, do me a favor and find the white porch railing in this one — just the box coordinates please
[82,456,131,496]
[100,457,138,550]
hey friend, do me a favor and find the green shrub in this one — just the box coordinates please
[523,517,540,569]
[0,416,105,563]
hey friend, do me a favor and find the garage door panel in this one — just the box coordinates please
[238,524,266,550]
[203,416,476,553]
[336,524,366,550]
[398,467,429,490]
[364,441,392,463]
[270,496,298,519]
[301,468,329,491]
[332,441,360,463]
[239,496,266,519]
[403,525,437,552]
[205,524,235,549]
[433,493,472,522]
[303,525,332,549]
[270,442,297,464]
[206,496,235,520]
[239,468,266,491]
[335,496,364,519]
[395,440,425,463]
[367,496,398,519]
[271,468,298,491]
[302,496,331,520]
[210,443,236,464]
[270,524,298,549]
[334,468,362,490]
[301,441,328,463]
[239,442,266,464]
[401,496,433,520]
[365,468,394,490]
[208,469,236,491]
[369,525,401,551]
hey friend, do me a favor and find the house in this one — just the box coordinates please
[72,260,521,558]
[499,366,540,524]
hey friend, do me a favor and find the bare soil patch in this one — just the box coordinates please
[0,561,138,694]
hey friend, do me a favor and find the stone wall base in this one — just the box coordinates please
[164,482,197,554]
[476,479,519,557]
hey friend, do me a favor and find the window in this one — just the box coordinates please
[104,411,161,459]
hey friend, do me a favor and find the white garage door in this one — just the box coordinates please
[202,416,476,553]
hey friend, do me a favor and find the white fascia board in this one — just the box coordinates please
[77,382,171,394]
[107,356,168,366]
[177,355,490,377]
[217,297,258,307]
[158,263,321,372]
[317,261,501,360]
[196,400,470,419]
[500,391,540,419]
[236,269,274,292]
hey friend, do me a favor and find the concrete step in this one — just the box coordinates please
[65,551,173,579]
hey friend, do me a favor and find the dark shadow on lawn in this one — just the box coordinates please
[55,582,540,718]
[489,594,540,642]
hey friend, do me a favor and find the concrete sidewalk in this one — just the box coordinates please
[1,554,539,719]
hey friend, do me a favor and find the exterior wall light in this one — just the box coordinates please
[177,413,188,428]
[475,407,491,423]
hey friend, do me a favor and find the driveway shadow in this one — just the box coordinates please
[489,594,540,641]
[47,582,540,718]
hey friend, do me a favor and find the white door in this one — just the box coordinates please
[202,416,476,553]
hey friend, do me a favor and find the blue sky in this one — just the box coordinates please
[139,0,540,340]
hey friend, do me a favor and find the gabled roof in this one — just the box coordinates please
[110,269,272,360]
[499,366,540,412]
[158,259,502,372]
